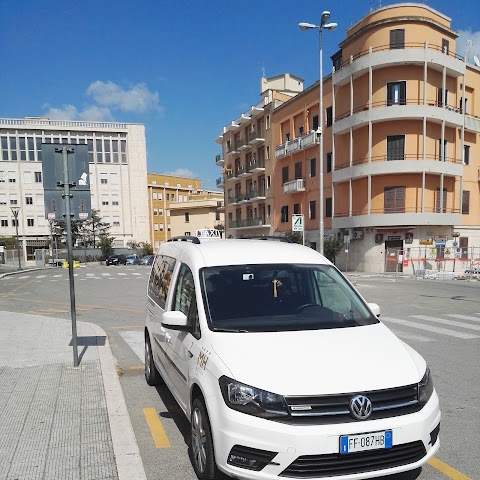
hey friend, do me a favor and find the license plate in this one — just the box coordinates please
[340,430,392,454]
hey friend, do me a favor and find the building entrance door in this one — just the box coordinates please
[385,239,403,273]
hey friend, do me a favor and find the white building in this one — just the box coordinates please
[0,117,149,264]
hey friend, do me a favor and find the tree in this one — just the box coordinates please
[79,209,111,248]
[51,218,83,246]
[0,236,17,248]
[126,240,140,250]
[98,234,115,260]
[324,237,344,264]
[282,230,303,245]
[139,242,154,256]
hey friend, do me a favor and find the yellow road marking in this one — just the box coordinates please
[129,365,144,371]
[428,457,473,480]
[4,279,35,296]
[143,407,170,448]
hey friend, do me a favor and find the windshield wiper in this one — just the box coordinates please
[213,327,249,333]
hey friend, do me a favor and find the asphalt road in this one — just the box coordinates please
[0,265,478,480]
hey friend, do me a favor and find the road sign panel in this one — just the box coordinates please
[292,214,304,232]
[44,190,92,221]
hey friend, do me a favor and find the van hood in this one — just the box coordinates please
[211,323,424,396]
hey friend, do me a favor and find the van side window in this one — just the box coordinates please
[148,255,176,308]
[173,264,200,338]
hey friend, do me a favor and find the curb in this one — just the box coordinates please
[86,322,147,480]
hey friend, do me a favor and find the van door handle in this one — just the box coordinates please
[187,350,193,358]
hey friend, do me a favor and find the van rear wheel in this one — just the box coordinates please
[191,398,228,480]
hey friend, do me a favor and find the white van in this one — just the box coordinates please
[145,237,440,480]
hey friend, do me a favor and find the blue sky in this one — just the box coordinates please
[1,0,480,190]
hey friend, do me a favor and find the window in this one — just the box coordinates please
[110,173,118,184]
[158,193,162,201]
[384,186,405,213]
[35,193,43,206]
[294,162,302,179]
[332,52,342,70]
[167,209,170,217]
[173,264,199,337]
[185,212,190,223]
[464,145,470,166]
[100,173,108,184]
[8,171,16,183]
[459,237,468,259]
[326,107,333,127]
[26,196,33,205]
[113,216,120,227]
[23,171,32,183]
[27,218,34,227]
[293,203,300,214]
[96,139,103,163]
[267,204,271,218]
[37,216,45,227]
[298,126,304,136]
[326,198,332,218]
[10,137,17,160]
[101,194,109,206]
[35,172,42,183]
[312,115,319,131]
[11,217,19,227]
[19,136,26,161]
[112,140,119,163]
[436,188,447,213]
[437,88,448,108]
[1,218,7,227]
[153,192,157,200]
[160,223,164,231]
[266,115,271,129]
[460,97,468,114]
[112,194,119,206]
[185,231,191,236]
[168,224,171,231]
[1,137,8,160]
[442,38,449,55]
[0,193,6,205]
[387,81,406,106]
[285,133,290,142]
[148,255,176,309]
[462,191,470,214]
[309,200,316,220]
[266,176,271,189]
[10,194,18,205]
[387,135,405,161]
[121,139,127,163]
[282,166,289,184]
[0,170,5,182]
[326,153,332,172]
[309,158,316,177]
[154,224,159,231]
[390,29,405,49]
[153,208,158,216]
[281,205,289,223]
[438,139,448,161]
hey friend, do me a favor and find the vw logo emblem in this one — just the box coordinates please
[350,395,373,420]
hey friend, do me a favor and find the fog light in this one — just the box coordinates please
[227,445,278,471]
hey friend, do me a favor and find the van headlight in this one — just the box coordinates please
[219,376,289,419]
[418,367,434,405]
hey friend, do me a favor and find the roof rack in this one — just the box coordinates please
[240,235,291,243]
[167,236,201,244]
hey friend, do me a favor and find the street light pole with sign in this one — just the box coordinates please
[10,206,22,270]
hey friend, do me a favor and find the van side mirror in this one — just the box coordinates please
[162,311,191,331]
[367,303,381,318]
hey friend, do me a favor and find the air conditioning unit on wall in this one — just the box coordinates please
[353,230,364,240]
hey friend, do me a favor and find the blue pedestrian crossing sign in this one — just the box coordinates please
[292,214,304,232]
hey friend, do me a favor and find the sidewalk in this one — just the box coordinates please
[0,311,147,480]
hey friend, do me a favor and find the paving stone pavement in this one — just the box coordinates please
[0,312,146,480]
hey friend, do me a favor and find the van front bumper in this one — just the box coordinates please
[206,391,440,480]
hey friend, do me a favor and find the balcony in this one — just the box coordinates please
[250,158,265,173]
[226,144,239,157]
[227,196,235,205]
[226,169,239,181]
[216,177,225,188]
[248,130,265,145]
[215,154,224,167]
[248,189,266,200]
[237,138,250,152]
[332,206,461,230]
[283,179,305,194]
[333,154,463,183]
[238,164,252,178]
[229,217,271,229]
[276,131,318,158]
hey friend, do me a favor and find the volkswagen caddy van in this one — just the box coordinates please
[145,237,440,480]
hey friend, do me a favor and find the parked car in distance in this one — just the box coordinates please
[126,255,142,265]
[141,255,154,265]
[105,254,127,266]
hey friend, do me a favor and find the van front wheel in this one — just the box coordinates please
[191,398,228,480]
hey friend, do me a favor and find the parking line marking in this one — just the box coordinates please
[143,408,171,448]
[35,275,46,279]
[132,273,141,276]
[18,276,30,279]
[381,317,478,339]
[412,315,480,332]
[428,457,473,480]
[129,365,144,371]
[53,274,62,278]
[118,273,127,276]
[102,273,111,276]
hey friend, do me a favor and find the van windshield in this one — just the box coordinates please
[200,264,378,332]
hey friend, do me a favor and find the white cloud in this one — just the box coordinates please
[86,80,161,114]
[456,29,480,63]
[164,168,197,178]
[43,104,114,122]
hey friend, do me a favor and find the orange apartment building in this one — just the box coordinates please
[218,3,480,273]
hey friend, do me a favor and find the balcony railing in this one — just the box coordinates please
[249,158,265,171]
[247,189,266,200]
[229,217,269,229]
[276,131,318,158]
[216,177,224,187]
[283,179,305,194]
[238,164,251,176]
[215,154,224,166]
[248,130,265,144]
[334,206,460,217]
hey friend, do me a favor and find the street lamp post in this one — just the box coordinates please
[10,206,22,270]
[299,12,337,255]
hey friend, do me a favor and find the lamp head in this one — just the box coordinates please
[299,22,316,30]
[323,22,337,31]
[10,206,20,215]
[321,11,331,25]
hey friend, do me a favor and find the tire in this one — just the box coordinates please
[144,334,161,386]
[190,398,229,480]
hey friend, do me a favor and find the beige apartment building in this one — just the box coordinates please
[147,173,224,247]
[218,3,480,273]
